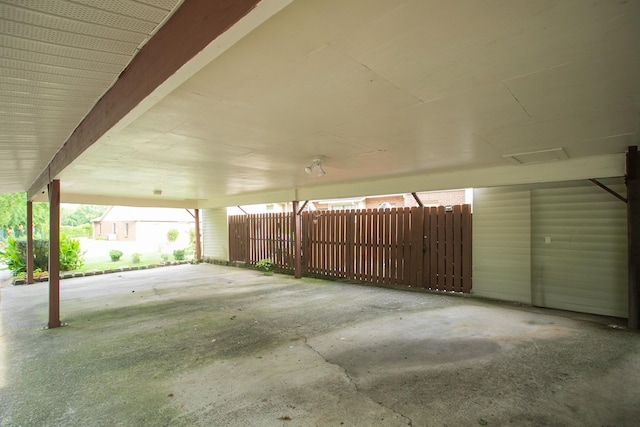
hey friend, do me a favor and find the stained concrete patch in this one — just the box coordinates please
[1,264,638,426]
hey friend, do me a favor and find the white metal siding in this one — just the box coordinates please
[473,187,532,303]
[202,208,229,261]
[531,182,627,317]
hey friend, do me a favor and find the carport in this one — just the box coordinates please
[1,0,639,328]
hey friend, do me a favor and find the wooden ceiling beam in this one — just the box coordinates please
[28,0,262,200]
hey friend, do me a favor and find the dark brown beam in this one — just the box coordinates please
[237,206,249,215]
[26,201,34,284]
[589,178,627,203]
[297,200,309,215]
[28,0,262,199]
[48,180,61,329]
[411,192,424,207]
[627,146,640,330]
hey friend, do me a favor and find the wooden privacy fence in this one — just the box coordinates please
[229,205,472,292]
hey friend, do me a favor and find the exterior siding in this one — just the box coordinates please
[531,182,627,317]
[472,187,532,303]
[203,208,229,261]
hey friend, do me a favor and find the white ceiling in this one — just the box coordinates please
[2,0,639,207]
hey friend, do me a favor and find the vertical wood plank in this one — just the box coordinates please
[429,207,437,289]
[453,205,462,292]
[462,204,473,293]
[445,208,454,291]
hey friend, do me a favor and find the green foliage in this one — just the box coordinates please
[172,249,185,261]
[131,253,141,264]
[167,228,179,242]
[0,237,25,276]
[0,192,49,240]
[59,235,84,271]
[161,254,169,262]
[60,224,93,238]
[0,236,83,276]
[256,258,274,273]
[109,250,123,262]
[61,205,108,227]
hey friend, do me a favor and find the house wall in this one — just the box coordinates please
[203,207,229,260]
[473,180,627,317]
[93,221,137,241]
[136,222,192,248]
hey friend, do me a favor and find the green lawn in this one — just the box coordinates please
[71,253,171,273]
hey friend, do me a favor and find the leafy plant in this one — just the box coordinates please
[167,228,179,242]
[131,253,141,264]
[161,254,169,262]
[0,236,83,276]
[256,258,274,274]
[109,249,123,262]
[172,249,185,261]
[59,235,84,271]
[0,237,25,276]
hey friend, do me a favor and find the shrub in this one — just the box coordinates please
[131,253,141,264]
[0,237,25,276]
[172,249,185,261]
[109,249,123,261]
[167,228,179,242]
[256,258,274,274]
[59,235,84,271]
[60,224,92,238]
[161,254,169,262]
[0,236,83,276]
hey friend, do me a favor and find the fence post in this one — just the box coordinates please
[293,201,302,278]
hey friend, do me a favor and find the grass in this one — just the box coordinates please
[74,252,170,272]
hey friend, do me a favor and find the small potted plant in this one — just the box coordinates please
[131,253,141,264]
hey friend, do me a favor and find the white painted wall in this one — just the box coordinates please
[531,182,627,317]
[473,187,532,303]
[203,208,229,261]
[473,180,627,317]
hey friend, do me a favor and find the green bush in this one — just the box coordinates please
[256,258,274,273]
[0,236,83,276]
[172,249,185,261]
[109,249,123,261]
[131,253,141,264]
[59,235,84,271]
[60,224,93,238]
[161,254,169,262]
[167,228,179,242]
[0,237,26,276]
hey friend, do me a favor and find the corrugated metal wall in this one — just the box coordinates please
[473,187,532,303]
[202,208,229,261]
[531,181,627,317]
[474,180,627,317]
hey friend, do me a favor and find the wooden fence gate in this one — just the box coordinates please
[229,205,472,292]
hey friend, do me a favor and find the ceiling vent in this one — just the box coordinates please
[503,147,569,165]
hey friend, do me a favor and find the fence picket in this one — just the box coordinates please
[228,205,472,292]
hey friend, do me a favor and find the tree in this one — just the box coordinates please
[0,193,49,240]
[61,205,107,226]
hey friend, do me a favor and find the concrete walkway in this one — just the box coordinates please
[0,264,638,426]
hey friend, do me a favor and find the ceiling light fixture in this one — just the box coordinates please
[305,158,326,177]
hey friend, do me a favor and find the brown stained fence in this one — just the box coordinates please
[228,213,294,270]
[229,205,472,292]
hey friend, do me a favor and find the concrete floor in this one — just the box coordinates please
[0,264,638,426]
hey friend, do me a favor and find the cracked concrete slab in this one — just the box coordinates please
[0,264,638,426]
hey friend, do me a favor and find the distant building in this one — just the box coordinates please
[93,206,195,247]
